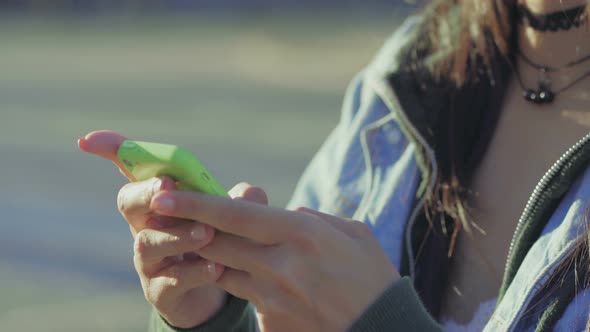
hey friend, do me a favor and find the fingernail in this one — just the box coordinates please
[206,261,216,273]
[191,224,207,241]
[151,196,175,212]
[78,137,87,151]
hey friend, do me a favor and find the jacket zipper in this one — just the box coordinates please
[503,133,590,283]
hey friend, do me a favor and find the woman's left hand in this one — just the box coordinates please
[150,188,401,332]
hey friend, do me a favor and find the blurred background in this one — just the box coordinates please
[0,1,419,331]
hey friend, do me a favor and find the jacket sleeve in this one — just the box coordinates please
[149,295,257,332]
[348,277,443,332]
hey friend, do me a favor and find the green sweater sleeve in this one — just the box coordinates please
[149,295,257,332]
[150,277,442,332]
[348,277,444,332]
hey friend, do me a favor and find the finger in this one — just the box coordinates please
[296,207,371,239]
[150,191,307,244]
[78,130,134,180]
[229,182,268,205]
[120,177,269,241]
[215,268,256,301]
[143,259,225,306]
[134,222,215,273]
[128,215,192,239]
[118,177,176,230]
[197,231,269,273]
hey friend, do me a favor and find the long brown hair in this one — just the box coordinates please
[396,0,516,258]
[405,0,590,253]
[399,0,590,324]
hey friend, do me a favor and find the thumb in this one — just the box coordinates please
[78,130,135,181]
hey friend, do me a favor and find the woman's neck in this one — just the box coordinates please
[515,0,590,97]
[517,0,589,68]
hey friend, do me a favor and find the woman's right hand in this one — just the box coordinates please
[79,130,267,328]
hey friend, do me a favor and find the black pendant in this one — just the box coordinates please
[523,89,538,103]
[522,83,555,104]
[537,88,554,103]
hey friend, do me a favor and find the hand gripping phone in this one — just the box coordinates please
[117,140,228,197]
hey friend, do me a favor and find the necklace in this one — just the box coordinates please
[512,51,590,104]
[518,50,590,72]
[516,4,588,32]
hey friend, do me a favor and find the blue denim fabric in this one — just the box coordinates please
[287,17,590,332]
[486,166,590,332]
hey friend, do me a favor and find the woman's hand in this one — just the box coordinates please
[78,130,268,328]
[118,176,229,328]
[150,189,401,332]
[119,178,268,328]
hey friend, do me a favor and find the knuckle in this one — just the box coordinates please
[143,271,183,305]
[117,186,130,214]
[160,263,187,290]
[117,181,154,216]
[203,261,220,280]
[165,266,183,288]
[164,232,185,252]
[271,261,292,285]
[133,252,150,278]
[352,220,372,237]
[243,186,268,205]
[289,220,322,254]
[269,259,300,297]
[170,263,183,280]
[143,279,162,305]
[229,182,251,197]
[294,206,311,214]
[168,277,181,289]
[134,230,151,258]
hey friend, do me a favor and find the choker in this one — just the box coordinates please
[516,4,588,31]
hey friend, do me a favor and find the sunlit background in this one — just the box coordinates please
[0,2,417,331]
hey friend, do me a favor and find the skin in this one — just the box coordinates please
[440,0,590,324]
[79,130,231,328]
[78,1,590,329]
[79,130,399,331]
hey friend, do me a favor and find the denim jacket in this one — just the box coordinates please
[151,16,590,332]
[287,16,590,331]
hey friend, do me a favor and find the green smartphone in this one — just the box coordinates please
[117,140,228,197]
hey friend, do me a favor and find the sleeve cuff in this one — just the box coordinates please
[150,294,255,332]
[348,277,443,332]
